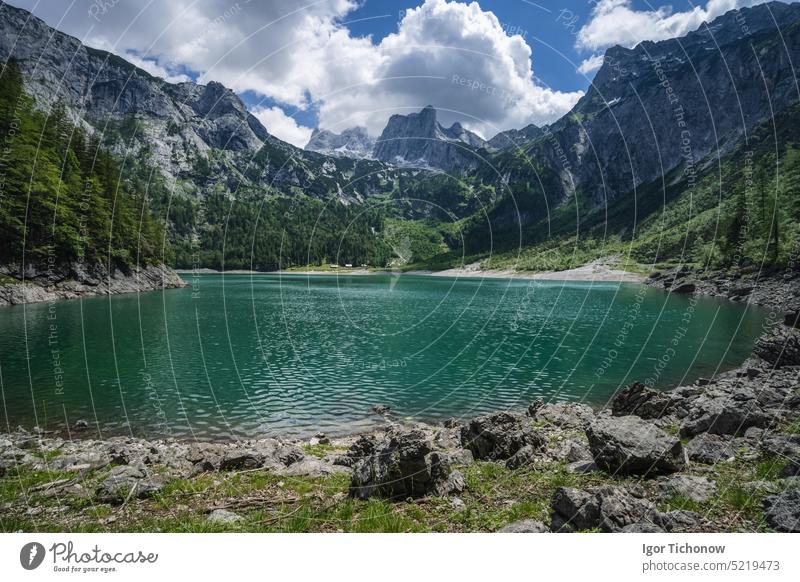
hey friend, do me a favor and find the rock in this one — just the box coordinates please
[586,416,685,476]
[685,433,735,464]
[499,519,548,533]
[315,433,330,445]
[49,451,111,472]
[207,509,242,525]
[444,470,466,495]
[505,445,538,469]
[530,402,595,429]
[450,497,465,510]
[679,396,771,437]
[372,404,391,415]
[441,449,474,466]
[96,465,162,503]
[763,490,800,532]
[460,412,545,461]
[550,486,659,532]
[434,427,463,450]
[611,383,676,419]
[349,429,455,500]
[657,475,717,503]
[443,418,460,429]
[657,510,708,532]
[672,282,696,294]
[219,451,261,471]
[785,311,800,329]
[334,435,377,468]
[754,326,800,367]
[73,419,89,430]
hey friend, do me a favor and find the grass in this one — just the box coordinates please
[2,435,795,533]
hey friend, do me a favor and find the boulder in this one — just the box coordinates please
[685,433,735,464]
[333,435,378,468]
[460,412,545,461]
[349,429,459,500]
[611,383,676,419]
[763,490,800,532]
[73,419,89,430]
[753,326,800,367]
[672,282,696,294]
[96,465,162,503]
[550,486,659,532]
[621,522,665,533]
[586,416,685,476]
[372,404,391,415]
[499,519,548,533]
[657,510,708,532]
[657,475,717,503]
[679,396,771,437]
[48,451,110,472]
[505,445,538,469]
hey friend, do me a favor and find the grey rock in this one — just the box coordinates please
[349,428,455,500]
[96,465,162,503]
[679,396,771,437]
[551,486,658,532]
[373,106,487,173]
[505,445,538,469]
[441,449,474,466]
[305,127,375,159]
[460,412,545,461]
[372,404,391,415]
[685,433,735,464]
[566,460,598,474]
[73,419,89,430]
[586,416,685,476]
[498,519,548,533]
[657,510,708,532]
[658,475,717,503]
[763,490,800,532]
[611,383,677,419]
[49,451,111,472]
[754,326,800,367]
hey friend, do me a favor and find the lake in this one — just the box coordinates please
[0,273,768,439]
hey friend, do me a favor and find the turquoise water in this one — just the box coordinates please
[0,273,767,438]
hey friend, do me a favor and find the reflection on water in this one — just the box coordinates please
[0,274,767,438]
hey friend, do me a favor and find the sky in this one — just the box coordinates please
[5,0,794,146]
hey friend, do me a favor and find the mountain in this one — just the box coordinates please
[305,127,375,159]
[0,2,409,203]
[373,106,489,172]
[487,124,544,150]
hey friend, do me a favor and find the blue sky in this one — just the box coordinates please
[9,0,791,145]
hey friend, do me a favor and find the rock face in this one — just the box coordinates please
[611,383,675,419]
[348,428,460,500]
[763,490,800,532]
[487,124,543,150]
[373,106,488,172]
[460,412,544,461]
[305,127,375,159]
[753,325,800,367]
[0,263,186,306]
[586,416,685,476]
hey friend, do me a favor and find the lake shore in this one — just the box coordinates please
[407,261,645,283]
[2,318,799,533]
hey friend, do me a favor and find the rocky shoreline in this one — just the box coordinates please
[1,265,799,532]
[0,263,187,306]
[2,319,798,532]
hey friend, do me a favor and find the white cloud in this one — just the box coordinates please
[577,0,779,52]
[122,52,191,84]
[577,54,604,75]
[13,0,582,139]
[251,106,313,148]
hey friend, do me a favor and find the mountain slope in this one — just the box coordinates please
[373,106,489,172]
[305,127,375,159]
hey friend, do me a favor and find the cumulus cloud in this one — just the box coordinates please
[251,106,313,148]
[577,54,604,75]
[577,0,782,52]
[11,0,582,140]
